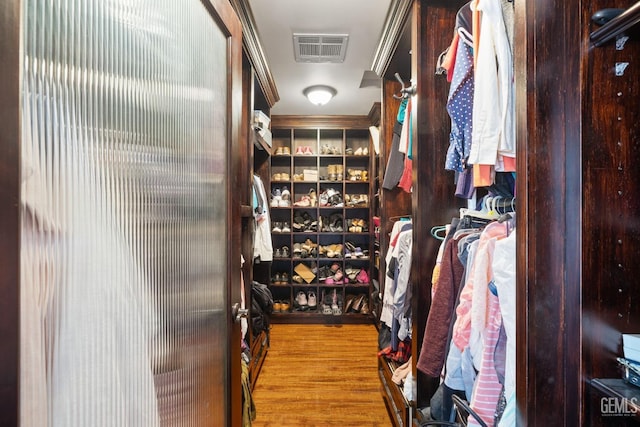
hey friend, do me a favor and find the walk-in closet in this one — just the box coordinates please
[2,0,640,426]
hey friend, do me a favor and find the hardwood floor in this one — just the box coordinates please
[250,323,392,427]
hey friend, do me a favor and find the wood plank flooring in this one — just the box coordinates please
[250,324,392,427]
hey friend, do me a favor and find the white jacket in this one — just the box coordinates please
[493,230,516,401]
[469,0,515,166]
[252,175,273,262]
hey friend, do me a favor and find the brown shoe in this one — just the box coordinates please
[344,294,355,313]
[351,294,364,312]
[360,297,370,315]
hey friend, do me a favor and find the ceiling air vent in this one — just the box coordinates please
[293,33,349,63]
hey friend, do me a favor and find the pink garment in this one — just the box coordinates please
[468,293,503,426]
[502,155,516,172]
[452,255,475,351]
[470,230,502,334]
[398,158,413,193]
[452,222,507,351]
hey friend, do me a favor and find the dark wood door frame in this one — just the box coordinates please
[0,0,21,425]
[207,0,245,423]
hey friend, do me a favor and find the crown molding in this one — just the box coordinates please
[271,115,371,129]
[370,0,413,77]
[230,0,280,108]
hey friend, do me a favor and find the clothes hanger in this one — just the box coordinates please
[430,225,448,241]
[459,195,500,220]
[458,26,474,48]
[493,196,516,215]
[502,214,515,237]
[491,195,503,216]
[389,214,412,222]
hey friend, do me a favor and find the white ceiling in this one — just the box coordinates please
[248,0,391,116]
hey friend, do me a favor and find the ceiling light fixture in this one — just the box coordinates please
[303,85,337,106]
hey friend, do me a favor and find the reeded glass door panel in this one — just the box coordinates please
[21,0,230,425]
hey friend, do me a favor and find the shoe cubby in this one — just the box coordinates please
[319,129,343,156]
[271,286,292,314]
[292,286,319,312]
[345,129,370,156]
[271,155,292,182]
[344,182,369,208]
[272,128,292,156]
[293,156,317,182]
[292,183,317,207]
[343,291,371,315]
[319,157,344,182]
[268,124,374,323]
[291,208,317,232]
[292,237,318,259]
[293,129,317,156]
[345,207,369,233]
[318,235,344,260]
[319,210,343,232]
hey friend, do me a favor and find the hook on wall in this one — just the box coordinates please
[393,73,417,100]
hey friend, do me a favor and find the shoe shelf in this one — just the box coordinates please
[378,355,414,427]
[268,126,375,324]
[249,329,269,390]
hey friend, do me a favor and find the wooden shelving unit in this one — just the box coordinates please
[267,122,376,323]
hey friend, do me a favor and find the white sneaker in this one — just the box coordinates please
[307,291,317,309]
[281,222,291,232]
[281,186,291,200]
[296,291,308,307]
[271,188,282,207]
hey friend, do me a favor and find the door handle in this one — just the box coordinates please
[231,303,249,323]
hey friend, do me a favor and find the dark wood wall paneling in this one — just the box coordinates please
[0,0,20,425]
[515,0,584,423]
[516,0,640,424]
[241,52,256,315]
[241,52,254,206]
[582,1,640,425]
[412,0,467,408]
